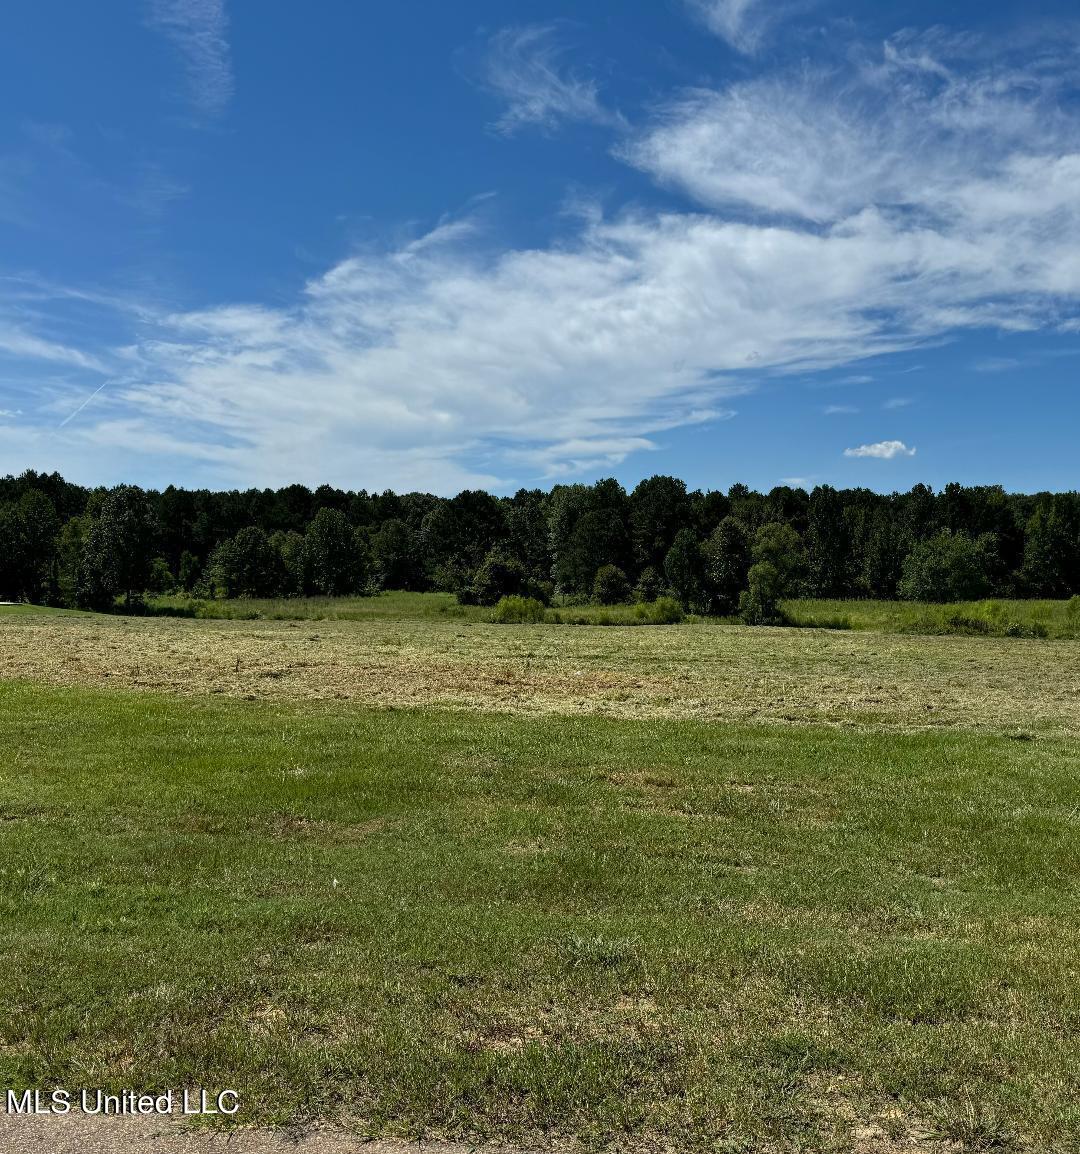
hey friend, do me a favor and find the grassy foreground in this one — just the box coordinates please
[2,680,1080,1150]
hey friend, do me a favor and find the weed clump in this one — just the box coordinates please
[490,595,546,624]
[636,596,685,625]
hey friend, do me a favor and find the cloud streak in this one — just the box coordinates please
[687,0,779,54]
[148,0,233,118]
[485,24,622,135]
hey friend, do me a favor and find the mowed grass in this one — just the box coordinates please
[3,604,1080,734]
[2,681,1080,1150]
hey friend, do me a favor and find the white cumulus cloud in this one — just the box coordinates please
[844,440,916,460]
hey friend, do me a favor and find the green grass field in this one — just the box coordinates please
[2,598,1080,1150]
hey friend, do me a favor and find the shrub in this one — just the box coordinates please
[943,611,991,635]
[739,561,785,626]
[147,556,175,594]
[1068,595,1080,619]
[530,580,555,606]
[1004,619,1049,639]
[752,522,807,585]
[468,549,526,607]
[634,565,663,603]
[490,595,546,624]
[177,550,201,593]
[593,564,630,605]
[641,595,684,624]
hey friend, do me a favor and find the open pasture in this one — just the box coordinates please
[2,600,1080,1151]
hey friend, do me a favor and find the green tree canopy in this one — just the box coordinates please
[371,519,424,590]
[701,516,750,616]
[0,489,60,603]
[207,527,282,599]
[306,507,361,596]
[664,528,705,610]
[751,522,807,597]
[898,532,997,602]
[80,485,158,609]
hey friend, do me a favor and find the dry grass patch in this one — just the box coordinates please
[2,609,1080,733]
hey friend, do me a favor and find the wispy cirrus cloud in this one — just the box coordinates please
[625,28,1080,227]
[0,324,106,372]
[686,0,802,54]
[972,356,1022,373]
[484,23,623,135]
[844,440,916,460]
[148,0,233,119]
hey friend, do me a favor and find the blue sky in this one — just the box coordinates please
[2,0,1079,495]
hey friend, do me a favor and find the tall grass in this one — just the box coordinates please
[145,590,487,622]
[135,590,1080,639]
[543,596,685,626]
[784,597,1080,639]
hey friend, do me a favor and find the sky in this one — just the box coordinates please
[1,0,1080,497]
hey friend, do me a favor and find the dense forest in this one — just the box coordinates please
[1,470,1079,619]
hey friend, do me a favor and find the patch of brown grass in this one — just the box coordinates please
[2,611,1079,734]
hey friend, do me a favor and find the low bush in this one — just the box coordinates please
[739,562,785,626]
[893,607,1050,639]
[634,566,663,603]
[637,596,685,625]
[1003,619,1049,639]
[593,564,630,605]
[545,597,685,626]
[490,595,546,624]
[944,611,992,635]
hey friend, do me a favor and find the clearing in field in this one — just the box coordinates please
[2,598,1079,1152]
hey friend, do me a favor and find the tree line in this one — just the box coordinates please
[1,470,1079,617]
